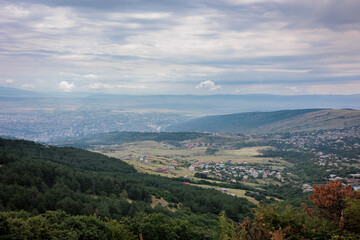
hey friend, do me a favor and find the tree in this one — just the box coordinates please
[206,147,219,155]
[218,211,237,240]
[307,180,360,228]
[343,199,360,234]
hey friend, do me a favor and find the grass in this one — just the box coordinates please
[150,195,177,212]
[91,140,291,204]
[192,184,259,205]
[99,141,279,162]
[93,141,288,179]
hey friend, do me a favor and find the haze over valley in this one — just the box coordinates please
[1,86,360,142]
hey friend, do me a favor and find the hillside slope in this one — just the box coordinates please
[61,132,209,147]
[166,109,360,133]
[0,138,254,222]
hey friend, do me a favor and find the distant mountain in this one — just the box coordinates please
[2,88,360,141]
[1,87,360,114]
[0,86,37,97]
[166,109,360,134]
[82,94,360,114]
[0,86,89,98]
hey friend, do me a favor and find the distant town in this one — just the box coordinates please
[90,127,360,194]
[0,109,187,142]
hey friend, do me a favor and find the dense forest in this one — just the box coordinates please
[59,132,210,148]
[1,138,359,239]
[0,138,253,239]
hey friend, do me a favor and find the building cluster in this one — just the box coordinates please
[271,127,360,150]
[270,127,360,189]
[183,142,217,149]
[189,161,283,182]
[0,110,183,142]
[162,142,217,150]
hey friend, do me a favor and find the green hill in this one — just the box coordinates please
[0,138,256,239]
[166,109,360,133]
[61,132,209,147]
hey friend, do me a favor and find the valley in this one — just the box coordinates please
[71,127,359,207]
[92,142,285,203]
[1,97,360,239]
[2,89,360,143]
[1,120,359,239]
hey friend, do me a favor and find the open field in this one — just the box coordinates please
[94,140,289,180]
[150,195,177,211]
[192,146,285,164]
[97,141,284,164]
[102,141,205,158]
[122,159,195,178]
[192,184,259,204]
[91,140,292,199]
[93,141,288,181]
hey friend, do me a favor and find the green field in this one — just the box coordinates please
[191,184,259,204]
[93,141,288,182]
[97,141,281,163]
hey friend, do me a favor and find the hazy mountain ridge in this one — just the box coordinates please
[166,109,360,134]
[2,86,360,114]
[2,86,360,142]
[0,86,38,97]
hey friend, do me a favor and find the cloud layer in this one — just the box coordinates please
[57,81,75,92]
[1,0,360,95]
[196,80,221,91]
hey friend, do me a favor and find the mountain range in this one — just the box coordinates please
[166,109,360,134]
[1,86,360,114]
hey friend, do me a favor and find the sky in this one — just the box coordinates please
[1,0,360,95]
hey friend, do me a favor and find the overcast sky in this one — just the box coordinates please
[1,0,360,95]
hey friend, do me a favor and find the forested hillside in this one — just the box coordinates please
[0,138,254,239]
[167,109,360,133]
[58,132,209,147]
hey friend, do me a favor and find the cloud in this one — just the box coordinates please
[306,81,360,95]
[234,88,242,94]
[189,73,208,77]
[57,81,75,92]
[56,55,95,61]
[22,84,35,88]
[89,83,113,89]
[116,84,146,89]
[1,0,360,94]
[5,5,30,18]
[196,80,221,90]
[1,79,14,84]
[84,74,98,79]
[35,8,77,30]
[108,12,171,20]
[254,68,310,73]
[88,83,147,89]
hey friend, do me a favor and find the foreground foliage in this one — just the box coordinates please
[0,210,219,240]
[0,210,136,240]
[220,180,360,240]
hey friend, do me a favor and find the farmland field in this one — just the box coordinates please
[96,141,280,163]
[92,140,288,180]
